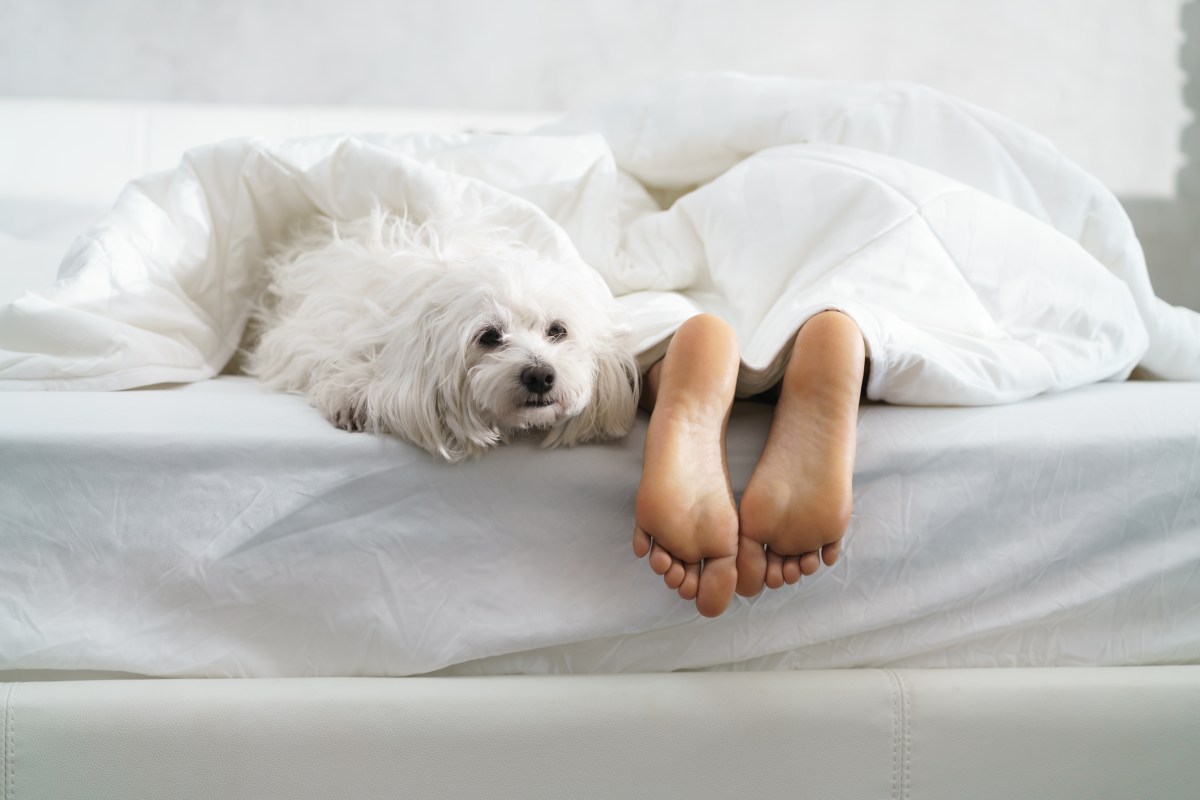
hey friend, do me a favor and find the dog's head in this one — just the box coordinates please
[366,223,639,461]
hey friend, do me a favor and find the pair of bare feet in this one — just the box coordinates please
[632,311,866,617]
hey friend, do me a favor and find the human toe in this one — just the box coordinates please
[696,555,737,617]
[633,526,652,558]
[765,549,785,589]
[664,558,686,589]
[678,563,700,600]
[735,534,767,597]
[649,542,673,575]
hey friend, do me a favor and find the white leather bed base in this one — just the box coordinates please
[3,668,1198,800]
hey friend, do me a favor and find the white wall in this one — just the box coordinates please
[1,0,1196,308]
[0,0,1189,198]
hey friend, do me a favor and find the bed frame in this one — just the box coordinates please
[5,668,1199,799]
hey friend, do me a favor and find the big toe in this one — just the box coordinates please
[696,555,737,617]
[735,534,767,597]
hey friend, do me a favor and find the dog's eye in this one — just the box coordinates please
[546,322,567,342]
[478,327,503,347]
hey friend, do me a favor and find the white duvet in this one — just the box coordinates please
[2,73,1199,399]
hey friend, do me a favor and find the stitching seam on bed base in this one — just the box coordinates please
[899,669,912,800]
[883,668,910,800]
[885,669,899,799]
[3,682,14,800]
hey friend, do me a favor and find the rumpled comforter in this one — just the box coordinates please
[2,73,1199,398]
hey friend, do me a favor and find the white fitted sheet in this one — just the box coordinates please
[1,377,1197,677]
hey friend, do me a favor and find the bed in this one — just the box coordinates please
[3,73,1200,800]
[2,371,1198,798]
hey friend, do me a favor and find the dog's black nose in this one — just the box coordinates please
[520,365,555,395]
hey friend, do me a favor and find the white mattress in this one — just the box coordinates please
[1,376,1197,677]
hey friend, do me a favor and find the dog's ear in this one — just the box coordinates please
[544,335,640,448]
[368,324,498,462]
[366,348,455,460]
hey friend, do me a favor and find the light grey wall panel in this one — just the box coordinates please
[1126,0,1198,312]
[0,0,1187,196]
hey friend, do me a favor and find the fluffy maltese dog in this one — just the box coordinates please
[245,207,640,461]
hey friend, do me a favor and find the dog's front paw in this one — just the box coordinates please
[329,403,368,432]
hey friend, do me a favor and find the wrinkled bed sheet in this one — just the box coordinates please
[1,377,1197,677]
[2,74,1199,396]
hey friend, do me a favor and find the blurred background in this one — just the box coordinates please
[1,0,1196,308]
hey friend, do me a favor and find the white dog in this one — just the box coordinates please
[245,208,640,461]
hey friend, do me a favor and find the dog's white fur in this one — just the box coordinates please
[245,208,640,461]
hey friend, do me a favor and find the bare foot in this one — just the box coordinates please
[736,311,865,597]
[633,314,741,617]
